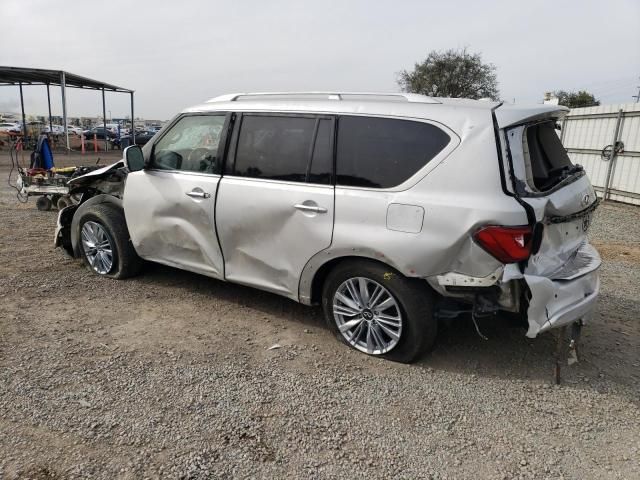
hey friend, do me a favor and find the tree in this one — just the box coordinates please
[552,90,599,108]
[397,48,499,100]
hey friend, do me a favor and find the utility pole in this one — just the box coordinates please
[633,76,640,103]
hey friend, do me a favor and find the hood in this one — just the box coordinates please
[67,160,126,187]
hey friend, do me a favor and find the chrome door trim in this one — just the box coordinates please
[221,174,334,189]
[146,168,222,179]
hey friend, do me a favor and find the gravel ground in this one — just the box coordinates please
[0,151,639,479]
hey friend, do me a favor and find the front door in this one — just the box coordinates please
[123,114,228,279]
[216,114,335,299]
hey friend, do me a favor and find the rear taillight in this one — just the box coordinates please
[473,225,533,264]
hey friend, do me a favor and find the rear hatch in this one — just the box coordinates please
[495,105,601,336]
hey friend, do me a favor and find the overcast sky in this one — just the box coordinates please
[1,0,639,120]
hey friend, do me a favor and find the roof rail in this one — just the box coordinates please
[206,92,440,104]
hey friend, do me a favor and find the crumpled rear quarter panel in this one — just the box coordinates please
[299,119,527,302]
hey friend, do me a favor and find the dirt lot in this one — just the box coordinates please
[0,151,639,479]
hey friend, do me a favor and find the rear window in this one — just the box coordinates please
[524,121,574,191]
[336,116,450,188]
[234,115,332,184]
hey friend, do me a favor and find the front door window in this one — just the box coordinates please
[152,115,226,174]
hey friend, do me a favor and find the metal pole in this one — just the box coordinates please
[46,83,53,135]
[130,91,135,145]
[102,87,108,152]
[554,325,566,385]
[19,82,27,139]
[603,109,624,201]
[560,117,568,144]
[60,71,69,150]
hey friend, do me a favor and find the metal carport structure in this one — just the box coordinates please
[0,66,135,151]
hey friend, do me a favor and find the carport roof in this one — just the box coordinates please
[0,66,133,93]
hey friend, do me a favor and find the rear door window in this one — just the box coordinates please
[233,115,333,184]
[336,116,450,188]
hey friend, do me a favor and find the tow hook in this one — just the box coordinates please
[554,320,584,385]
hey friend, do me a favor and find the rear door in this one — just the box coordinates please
[123,113,229,278]
[216,113,335,299]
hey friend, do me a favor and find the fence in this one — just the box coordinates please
[560,103,640,206]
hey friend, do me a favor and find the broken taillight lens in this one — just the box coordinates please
[473,225,533,264]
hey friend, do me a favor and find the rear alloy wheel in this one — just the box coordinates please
[81,220,114,275]
[322,260,437,363]
[333,277,402,355]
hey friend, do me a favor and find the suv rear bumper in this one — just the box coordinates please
[533,268,599,336]
[515,242,601,337]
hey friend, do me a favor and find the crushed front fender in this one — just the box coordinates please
[54,204,78,257]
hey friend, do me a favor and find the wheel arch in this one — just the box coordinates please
[70,194,124,257]
[301,253,406,306]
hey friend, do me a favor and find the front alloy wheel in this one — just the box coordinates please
[81,220,114,274]
[333,277,403,355]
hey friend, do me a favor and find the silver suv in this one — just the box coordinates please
[55,92,600,363]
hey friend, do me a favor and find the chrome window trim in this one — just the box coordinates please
[145,168,222,179]
[221,174,333,189]
[225,110,459,192]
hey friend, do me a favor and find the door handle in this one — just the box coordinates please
[294,203,327,213]
[186,190,211,199]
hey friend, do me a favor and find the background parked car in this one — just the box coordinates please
[0,122,21,133]
[84,127,117,140]
[66,125,83,135]
[117,127,130,137]
[42,125,65,134]
[131,130,156,146]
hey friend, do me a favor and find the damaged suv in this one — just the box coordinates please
[55,92,600,363]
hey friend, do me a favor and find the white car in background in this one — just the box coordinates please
[43,125,65,134]
[0,122,21,133]
[66,125,83,135]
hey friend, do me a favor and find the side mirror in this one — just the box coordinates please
[124,145,145,172]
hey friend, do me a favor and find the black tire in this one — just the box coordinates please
[57,196,71,210]
[76,203,142,279]
[322,259,437,363]
[36,196,52,211]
